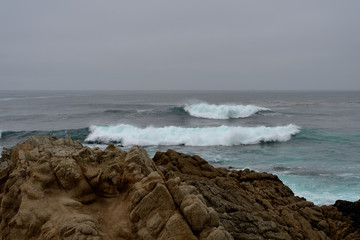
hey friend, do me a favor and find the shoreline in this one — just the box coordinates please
[0,138,355,207]
[0,136,359,239]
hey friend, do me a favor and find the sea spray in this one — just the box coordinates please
[183,103,270,119]
[85,124,300,146]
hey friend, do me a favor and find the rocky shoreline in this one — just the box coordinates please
[0,136,359,239]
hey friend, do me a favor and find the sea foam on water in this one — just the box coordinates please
[183,103,270,119]
[85,124,300,146]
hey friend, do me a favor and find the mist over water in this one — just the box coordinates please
[0,90,360,205]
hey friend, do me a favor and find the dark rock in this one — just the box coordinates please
[334,199,360,229]
[153,149,360,240]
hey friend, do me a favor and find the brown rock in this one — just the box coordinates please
[0,136,359,240]
[182,201,209,233]
[334,199,360,230]
[153,148,360,240]
[158,213,197,240]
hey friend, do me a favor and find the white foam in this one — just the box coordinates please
[287,187,360,206]
[183,103,270,119]
[85,124,300,146]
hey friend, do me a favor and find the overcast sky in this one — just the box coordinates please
[1,1,359,91]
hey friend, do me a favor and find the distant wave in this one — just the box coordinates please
[103,109,136,114]
[169,106,188,115]
[85,124,300,146]
[0,96,64,101]
[0,98,15,101]
[183,103,270,119]
[103,109,155,115]
[0,128,90,144]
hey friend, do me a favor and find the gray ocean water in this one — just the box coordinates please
[0,90,359,205]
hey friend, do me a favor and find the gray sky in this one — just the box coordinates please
[1,0,360,91]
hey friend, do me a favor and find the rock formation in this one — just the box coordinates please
[0,136,359,239]
[334,199,360,230]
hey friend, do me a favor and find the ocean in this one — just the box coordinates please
[0,90,359,205]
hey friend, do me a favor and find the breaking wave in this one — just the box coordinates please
[183,103,270,119]
[85,124,300,146]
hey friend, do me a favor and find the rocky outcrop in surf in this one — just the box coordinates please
[0,136,359,240]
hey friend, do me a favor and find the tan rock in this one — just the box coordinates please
[1,136,359,240]
[125,146,160,178]
[205,227,234,240]
[158,213,197,240]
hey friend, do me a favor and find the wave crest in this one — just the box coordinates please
[85,124,300,146]
[183,103,270,119]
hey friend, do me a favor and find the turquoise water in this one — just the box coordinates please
[0,90,359,205]
[134,129,360,205]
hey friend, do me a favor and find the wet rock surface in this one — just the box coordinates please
[0,136,359,239]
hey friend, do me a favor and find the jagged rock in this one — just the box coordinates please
[205,227,233,240]
[125,145,223,239]
[181,195,210,233]
[154,149,360,240]
[0,136,359,240]
[158,213,197,240]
